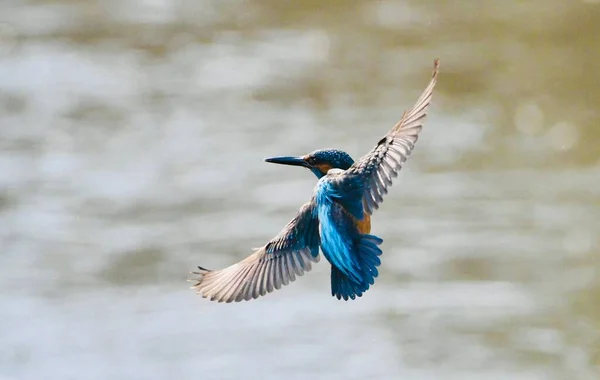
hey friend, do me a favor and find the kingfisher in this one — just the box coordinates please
[191,59,439,303]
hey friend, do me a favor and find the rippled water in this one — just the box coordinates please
[1,1,599,379]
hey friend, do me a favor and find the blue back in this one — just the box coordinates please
[312,176,383,300]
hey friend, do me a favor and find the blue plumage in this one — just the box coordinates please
[191,59,439,303]
[313,172,383,299]
[330,235,383,300]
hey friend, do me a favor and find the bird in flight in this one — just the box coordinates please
[191,59,440,303]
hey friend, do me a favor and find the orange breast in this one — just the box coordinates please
[340,204,372,234]
[356,213,371,234]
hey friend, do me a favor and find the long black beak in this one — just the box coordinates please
[264,156,310,168]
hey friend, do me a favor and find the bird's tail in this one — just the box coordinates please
[331,234,383,300]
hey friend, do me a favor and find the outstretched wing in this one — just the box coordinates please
[191,202,320,303]
[341,59,439,215]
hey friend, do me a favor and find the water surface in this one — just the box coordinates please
[1,1,599,379]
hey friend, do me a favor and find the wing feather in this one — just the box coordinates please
[191,202,320,303]
[343,59,439,215]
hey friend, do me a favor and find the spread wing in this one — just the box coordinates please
[191,202,320,303]
[341,59,439,215]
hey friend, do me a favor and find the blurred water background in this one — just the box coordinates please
[1,1,599,379]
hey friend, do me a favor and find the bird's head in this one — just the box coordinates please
[265,149,355,179]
